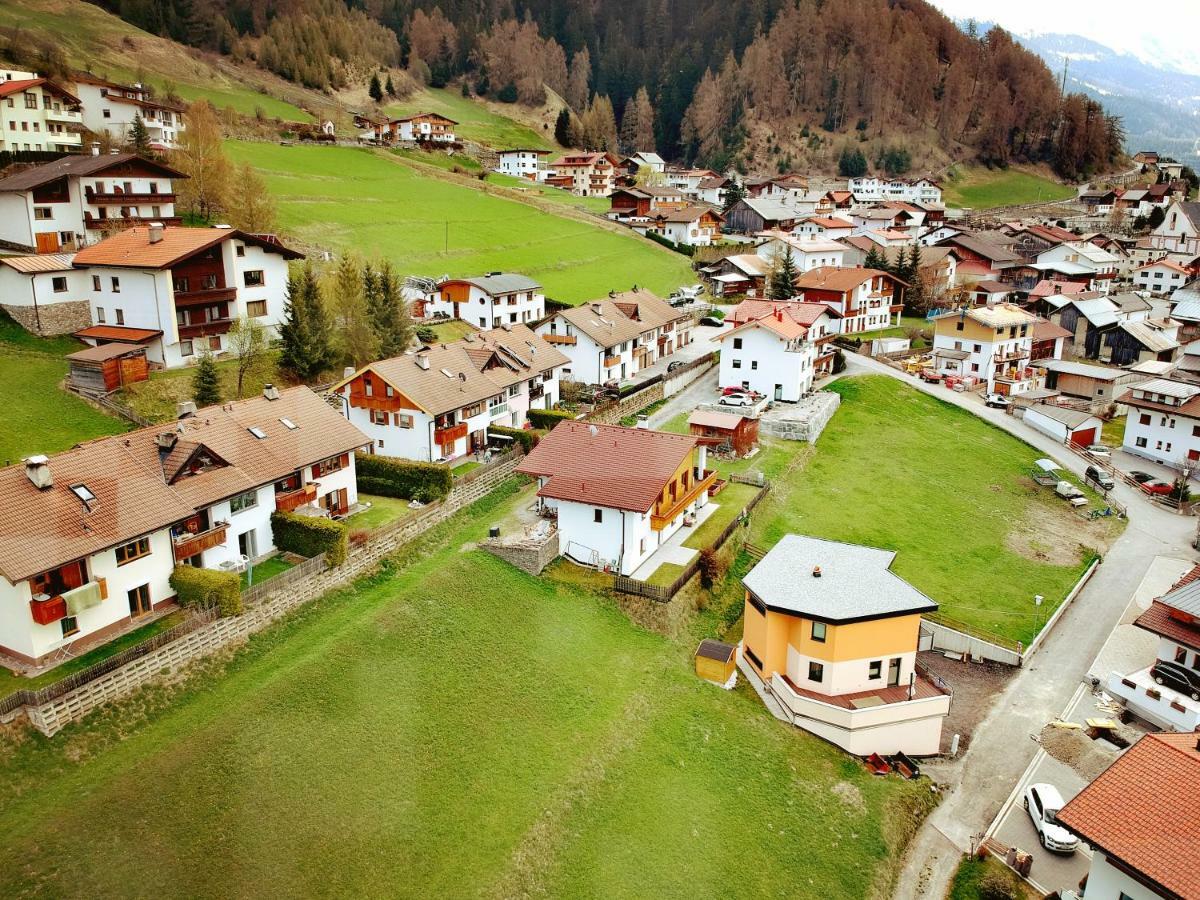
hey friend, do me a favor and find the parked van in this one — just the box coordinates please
[1085,465,1114,491]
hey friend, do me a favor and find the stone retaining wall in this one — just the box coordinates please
[1,300,92,336]
[480,530,560,575]
[760,391,841,442]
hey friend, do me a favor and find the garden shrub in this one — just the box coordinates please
[416,326,437,344]
[978,867,1021,900]
[170,565,242,617]
[489,424,539,452]
[526,408,574,430]
[270,511,348,566]
[355,452,452,502]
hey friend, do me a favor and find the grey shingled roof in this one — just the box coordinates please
[451,273,541,295]
[743,535,937,623]
[1161,578,1200,617]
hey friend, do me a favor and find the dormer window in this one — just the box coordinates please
[70,483,97,505]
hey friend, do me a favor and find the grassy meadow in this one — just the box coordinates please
[941,165,1076,209]
[226,140,693,303]
[385,86,551,149]
[0,481,932,899]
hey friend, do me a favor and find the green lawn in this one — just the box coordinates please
[851,315,931,348]
[345,493,415,530]
[392,147,483,173]
[0,480,931,897]
[683,482,761,550]
[0,312,127,464]
[942,165,1076,209]
[425,319,477,343]
[114,352,281,423]
[225,140,693,304]
[241,555,294,590]
[485,172,612,213]
[947,855,1033,900]
[1101,415,1125,448]
[645,561,688,587]
[451,460,481,477]
[385,86,552,149]
[0,610,185,700]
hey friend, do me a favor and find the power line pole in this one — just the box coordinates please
[1060,57,1069,98]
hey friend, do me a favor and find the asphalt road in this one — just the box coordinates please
[833,354,1199,900]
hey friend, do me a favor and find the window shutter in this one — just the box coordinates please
[393,413,400,426]
[340,453,350,468]
[311,464,321,479]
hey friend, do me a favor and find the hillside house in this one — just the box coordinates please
[548,152,618,197]
[664,167,719,198]
[1119,378,1200,470]
[847,176,942,205]
[650,205,723,247]
[738,535,950,756]
[495,149,550,180]
[1058,732,1200,900]
[1030,320,1071,362]
[0,74,82,154]
[535,289,689,384]
[0,150,186,254]
[718,308,817,401]
[1135,259,1191,297]
[608,185,686,220]
[71,223,303,369]
[70,75,186,150]
[930,304,1041,394]
[935,232,1022,282]
[425,273,544,328]
[394,112,457,143]
[688,410,759,457]
[0,253,87,335]
[755,234,846,272]
[794,267,902,334]
[794,216,855,241]
[619,151,666,176]
[1147,201,1200,257]
[334,324,566,462]
[1036,242,1120,295]
[724,198,802,234]
[702,253,769,298]
[517,422,714,576]
[726,299,840,374]
[0,386,366,667]
[694,175,729,206]
[881,246,959,297]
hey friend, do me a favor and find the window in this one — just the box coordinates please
[96,307,106,323]
[115,309,124,325]
[173,277,189,293]
[235,243,245,257]
[955,320,964,331]
[732,359,742,369]
[363,377,373,397]
[246,300,267,318]
[61,616,79,638]
[808,661,824,683]
[868,660,882,680]
[1139,413,1151,425]
[370,409,388,425]
[180,340,194,357]
[593,508,603,523]
[1177,645,1189,664]
[376,439,384,448]
[748,593,766,616]
[973,344,981,352]
[243,270,265,288]
[51,276,67,293]
[34,206,51,220]
[733,337,743,349]
[111,276,120,293]
[1136,437,1148,448]
[92,275,101,291]
[811,621,827,643]
[201,274,218,291]
[396,414,413,428]
[316,456,344,476]
[248,426,267,439]
[128,583,152,617]
[115,536,151,565]
[751,361,758,370]
[744,646,763,670]
[230,490,258,514]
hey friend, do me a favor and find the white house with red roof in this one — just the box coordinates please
[719,307,818,401]
[547,152,618,197]
[516,421,713,575]
[793,216,855,241]
[0,72,83,154]
[794,266,903,333]
[1134,258,1192,297]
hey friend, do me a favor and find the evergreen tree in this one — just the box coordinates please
[385,74,396,97]
[837,146,868,178]
[192,352,222,406]
[722,179,745,212]
[278,262,334,382]
[905,242,925,311]
[128,114,152,155]
[554,107,572,146]
[497,82,518,103]
[862,243,887,272]
[369,73,384,103]
[767,248,797,300]
[326,252,378,367]
[365,259,413,357]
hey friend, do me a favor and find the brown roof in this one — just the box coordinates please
[0,78,79,105]
[0,386,367,582]
[557,290,683,348]
[73,324,162,344]
[1057,732,1200,898]
[723,311,809,342]
[1133,600,1200,652]
[73,225,302,269]
[794,266,893,294]
[65,343,146,363]
[334,324,569,417]
[0,254,75,273]
[658,204,722,224]
[517,421,698,513]
[1032,320,1072,342]
[0,152,185,194]
[687,410,746,430]
[696,639,735,662]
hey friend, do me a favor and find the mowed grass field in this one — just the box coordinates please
[941,165,1076,209]
[385,86,551,149]
[0,482,932,898]
[226,140,693,303]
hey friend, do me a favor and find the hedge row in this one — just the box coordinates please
[489,424,539,452]
[170,565,242,617]
[645,230,695,257]
[270,511,348,566]
[355,452,453,502]
[526,408,574,430]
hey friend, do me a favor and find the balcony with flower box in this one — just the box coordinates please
[172,521,229,562]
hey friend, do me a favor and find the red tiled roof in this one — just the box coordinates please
[517,421,697,513]
[73,325,162,344]
[0,78,80,104]
[1133,600,1200,652]
[1032,320,1072,341]
[723,311,808,342]
[74,225,302,269]
[795,266,894,293]
[1057,732,1200,898]
[728,299,840,328]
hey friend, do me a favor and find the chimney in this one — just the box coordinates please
[416,353,430,370]
[155,432,178,451]
[23,455,52,490]
[176,400,196,419]
[343,366,355,379]
[148,221,165,244]
[812,565,822,578]
[90,141,100,156]
[636,414,649,429]
[262,383,280,401]
[592,302,603,315]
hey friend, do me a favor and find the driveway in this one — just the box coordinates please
[632,321,729,385]
[843,353,1200,899]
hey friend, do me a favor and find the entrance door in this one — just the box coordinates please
[887,658,901,687]
[774,383,783,401]
[35,232,60,253]
[127,583,152,617]
[238,529,257,560]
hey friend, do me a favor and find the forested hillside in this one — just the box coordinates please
[91,0,1123,177]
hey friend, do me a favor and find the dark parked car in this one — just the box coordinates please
[699,316,724,327]
[1129,471,1155,484]
[1152,659,1200,700]
[667,360,685,372]
[1085,465,1114,491]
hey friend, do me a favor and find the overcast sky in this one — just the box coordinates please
[927,0,1200,75]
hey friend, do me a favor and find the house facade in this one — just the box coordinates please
[1134,259,1190,296]
[847,177,942,205]
[71,76,186,150]
[0,386,367,666]
[0,74,82,154]
[651,205,723,246]
[495,149,549,180]
[548,152,618,197]
[726,299,841,374]
[535,290,689,385]
[755,234,846,272]
[930,304,1040,393]
[71,223,303,369]
[739,535,951,756]
[794,267,901,334]
[334,324,567,462]
[1119,378,1200,470]
[1147,201,1200,257]
[426,273,545,328]
[719,310,816,401]
[517,422,714,576]
[0,150,186,254]
[0,253,88,335]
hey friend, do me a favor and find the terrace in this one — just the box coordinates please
[650,469,718,530]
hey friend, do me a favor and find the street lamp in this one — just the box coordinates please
[1034,594,1045,631]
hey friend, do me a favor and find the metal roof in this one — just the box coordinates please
[1025,404,1100,428]
[1037,359,1133,380]
[0,253,75,273]
[443,273,541,295]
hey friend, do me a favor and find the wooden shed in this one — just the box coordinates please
[688,410,759,458]
[66,343,149,392]
[695,639,737,687]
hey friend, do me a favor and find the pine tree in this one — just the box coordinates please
[767,248,797,300]
[326,252,378,367]
[369,73,384,103]
[386,74,396,97]
[192,352,222,406]
[365,259,413,357]
[904,242,925,312]
[278,262,334,382]
[722,179,745,212]
[863,243,887,272]
[128,114,151,155]
[554,107,572,146]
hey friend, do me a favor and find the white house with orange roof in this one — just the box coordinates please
[547,152,618,197]
[793,216,855,241]
[794,266,903,334]
[719,307,817,401]
[1134,258,1192,297]
[0,73,83,154]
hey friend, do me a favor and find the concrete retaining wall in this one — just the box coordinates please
[663,356,716,397]
[586,382,666,425]
[920,620,1023,667]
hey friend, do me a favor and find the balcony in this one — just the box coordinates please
[993,348,1029,364]
[45,107,82,123]
[29,578,108,625]
[172,521,229,562]
[1106,667,1200,732]
[87,191,177,204]
[178,318,233,339]
[434,421,468,445]
[174,286,237,307]
[83,212,182,228]
[275,483,317,513]
[651,469,719,530]
[603,355,621,368]
[488,403,509,419]
[529,385,545,401]
[542,333,577,345]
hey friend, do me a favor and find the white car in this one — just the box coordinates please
[983,392,1010,409]
[719,393,755,407]
[1024,783,1078,853]
[1084,444,1112,459]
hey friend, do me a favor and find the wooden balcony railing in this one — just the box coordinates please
[529,385,545,401]
[178,319,233,339]
[993,348,1029,364]
[87,191,177,204]
[651,469,719,531]
[83,213,182,228]
[172,522,229,562]
[29,578,107,625]
[275,483,317,513]
[434,421,468,445]
[174,286,237,307]
[542,333,577,345]
[603,355,620,368]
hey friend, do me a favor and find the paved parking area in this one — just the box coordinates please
[632,322,728,384]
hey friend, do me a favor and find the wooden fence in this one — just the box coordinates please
[241,553,328,605]
[612,478,771,602]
